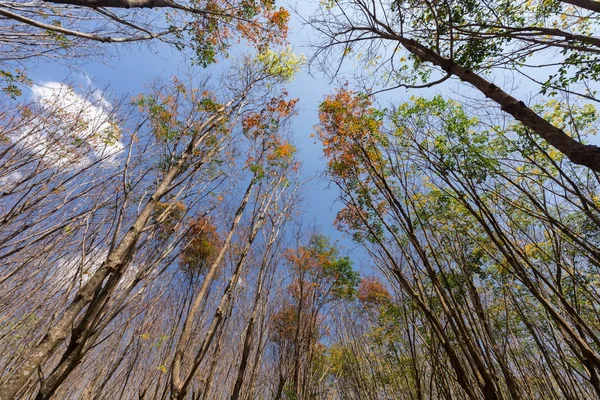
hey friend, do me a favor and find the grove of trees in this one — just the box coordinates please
[1,0,600,399]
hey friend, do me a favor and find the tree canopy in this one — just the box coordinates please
[2,1,600,399]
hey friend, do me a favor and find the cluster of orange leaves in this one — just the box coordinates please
[244,135,297,174]
[282,243,339,303]
[193,0,289,62]
[242,94,298,137]
[242,93,298,169]
[284,245,331,273]
[180,216,222,278]
[270,302,322,343]
[267,95,298,117]
[271,304,298,342]
[266,137,295,163]
[236,5,290,48]
[317,87,383,179]
[357,276,391,306]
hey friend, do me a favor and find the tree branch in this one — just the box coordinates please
[0,7,168,43]
[558,0,600,13]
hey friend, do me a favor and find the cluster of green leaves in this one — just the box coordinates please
[0,69,31,99]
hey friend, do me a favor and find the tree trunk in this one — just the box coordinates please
[45,0,178,9]
[389,35,600,172]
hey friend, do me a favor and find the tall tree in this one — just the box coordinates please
[269,233,359,400]
[0,0,289,66]
[310,0,600,172]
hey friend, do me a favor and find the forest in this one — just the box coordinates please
[1,0,600,399]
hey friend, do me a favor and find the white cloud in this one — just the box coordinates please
[0,171,23,193]
[12,81,124,171]
[55,248,140,291]
[55,249,107,288]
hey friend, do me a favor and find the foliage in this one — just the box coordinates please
[180,216,222,279]
[357,276,391,306]
[256,47,306,82]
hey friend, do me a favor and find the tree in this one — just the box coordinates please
[0,0,289,66]
[169,84,301,400]
[269,233,359,400]
[310,0,600,172]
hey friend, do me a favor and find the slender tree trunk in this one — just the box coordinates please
[273,375,286,400]
[170,177,256,398]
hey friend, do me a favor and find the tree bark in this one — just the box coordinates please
[558,0,600,13]
[170,177,255,399]
[44,0,178,8]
